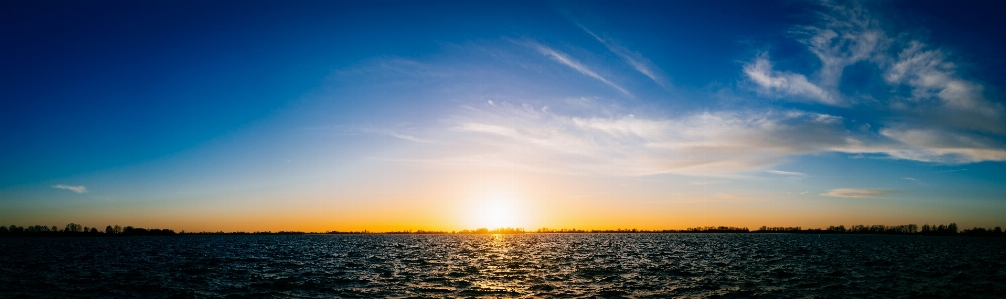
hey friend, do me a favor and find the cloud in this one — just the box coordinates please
[577,23,668,87]
[691,181,724,185]
[529,42,632,96]
[52,185,87,193]
[332,57,448,80]
[766,170,808,176]
[366,128,433,143]
[398,95,997,177]
[883,41,1004,133]
[436,100,884,176]
[744,2,885,106]
[431,92,1001,177]
[903,177,917,181]
[799,1,887,90]
[744,55,837,105]
[357,2,1005,176]
[931,169,966,174]
[878,127,1006,163]
[744,1,1006,164]
[821,188,896,198]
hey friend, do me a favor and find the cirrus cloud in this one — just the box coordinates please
[52,184,87,193]
[821,188,897,198]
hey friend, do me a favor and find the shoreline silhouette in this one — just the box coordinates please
[2,223,1003,237]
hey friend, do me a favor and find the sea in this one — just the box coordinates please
[1,234,1003,298]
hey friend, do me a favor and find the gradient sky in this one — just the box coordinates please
[2,0,1005,232]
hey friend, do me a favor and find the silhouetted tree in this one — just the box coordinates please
[64,223,82,233]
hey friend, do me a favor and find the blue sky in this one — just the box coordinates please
[2,0,1004,231]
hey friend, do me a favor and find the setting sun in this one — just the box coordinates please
[470,191,528,229]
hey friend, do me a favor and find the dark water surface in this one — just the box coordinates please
[1,234,1004,298]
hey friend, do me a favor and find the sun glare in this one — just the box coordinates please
[471,192,526,229]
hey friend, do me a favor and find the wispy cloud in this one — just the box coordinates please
[394,86,1000,176]
[883,41,1004,133]
[799,1,887,91]
[821,188,896,198]
[930,168,966,174]
[743,1,1006,164]
[744,54,837,105]
[691,181,724,185]
[766,170,808,176]
[52,185,87,193]
[903,177,917,181]
[351,3,1005,176]
[364,128,433,143]
[742,2,886,107]
[528,42,632,96]
[877,127,1006,163]
[332,57,448,79]
[434,100,883,176]
[577,23,667,87]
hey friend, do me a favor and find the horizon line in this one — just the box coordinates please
[5,223,1002,235]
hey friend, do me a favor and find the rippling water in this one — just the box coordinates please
[1,234,1003,298]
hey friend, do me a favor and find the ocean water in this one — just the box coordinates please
[1,234,1003,298]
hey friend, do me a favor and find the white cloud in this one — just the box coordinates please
[438,101,880,176]
[691,181,724,185]
[431,93,1005,176]
[360,128,434,143]
[744,55,837,105]
[932,169,966,174]
[577,23,667,87]
[52,185,87,193]
[352,3,1006,174]
[821,188,897,198]
[878,127,1006,163]
[800,2,887,89]
[744,2,885,106]
[529,42,632,96]
[766,170,808,176]
[393,93,1001,177]
[744,1,1006,164]
[884,41,1004,133]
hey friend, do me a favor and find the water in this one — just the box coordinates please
[1,234,1003,298]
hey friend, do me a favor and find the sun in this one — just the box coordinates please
[470,192,526,229]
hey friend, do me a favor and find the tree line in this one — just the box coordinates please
[0,223,176,237]
[3,223,1003,237]
[754,223,1004,237]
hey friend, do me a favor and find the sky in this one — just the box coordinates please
[2,0,1005,232]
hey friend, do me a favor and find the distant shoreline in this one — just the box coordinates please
[3,223,1003,237]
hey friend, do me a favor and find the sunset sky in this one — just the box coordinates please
[2,0,1005,232]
